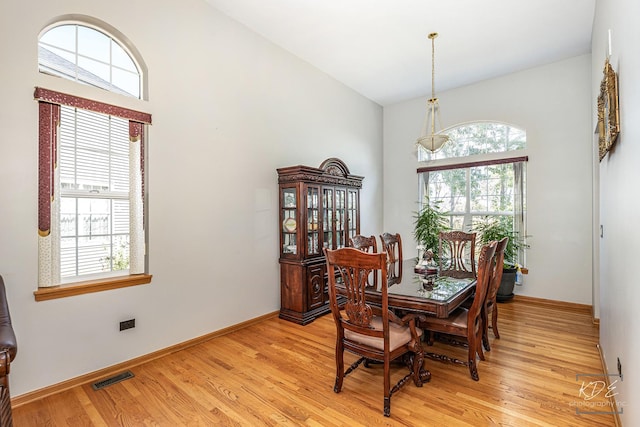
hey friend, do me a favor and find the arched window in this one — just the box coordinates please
[418,122,527,264]
[419,121,526,161]
[35,21,151,298]
[39,23,141,99]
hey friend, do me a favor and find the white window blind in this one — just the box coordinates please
[59,105,132,280]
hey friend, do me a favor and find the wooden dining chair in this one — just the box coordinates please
[481,237,509,352]
[438,231,477,279]
[324,247,427,417]
[420,240,497,381]
[379,232,403,285]
[349,234,379,288]
[350,234,378,253]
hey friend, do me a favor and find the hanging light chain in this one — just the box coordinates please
[429,32,437,102]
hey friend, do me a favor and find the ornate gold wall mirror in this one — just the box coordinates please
[597,59,620,161]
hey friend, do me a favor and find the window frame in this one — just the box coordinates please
[34,87,152,301]
[35,20,150,301]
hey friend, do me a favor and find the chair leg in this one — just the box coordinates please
[468,332,480,381]
[383,359,391,417]
[468,357,479,381]
[492,304,500,339]
[482,333,490,352]
[477,339,485,361]
[0,382,12,427]
[481,305,491,353]
[478,331,486,362]
[334,339,344,393]
[426,330,435,345]
[407,341,427,386]
[384,397,391,417]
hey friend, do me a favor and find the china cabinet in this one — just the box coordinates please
[277,158,363,324]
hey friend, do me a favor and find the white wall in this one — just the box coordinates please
[0,0,383,396]
[593,0,640,423]
[383,55,593,305]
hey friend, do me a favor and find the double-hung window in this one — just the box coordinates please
[35,22,151,299]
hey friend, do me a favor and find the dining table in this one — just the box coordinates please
[364,260,477,318]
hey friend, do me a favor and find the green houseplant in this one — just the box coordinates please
[473,216,526,301]
[413,200,448,263]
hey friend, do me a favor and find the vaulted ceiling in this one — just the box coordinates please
[205,0,596,106]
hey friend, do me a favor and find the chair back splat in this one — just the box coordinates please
[349,235,379,288]
[325,247,427,417]
[379,232,403,285]
[439,231,477,279]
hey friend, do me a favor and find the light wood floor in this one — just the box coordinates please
[13,297,615,426]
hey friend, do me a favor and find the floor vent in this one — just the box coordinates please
[92,370,135,391]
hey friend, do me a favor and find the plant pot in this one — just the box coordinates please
[496,267,517,302]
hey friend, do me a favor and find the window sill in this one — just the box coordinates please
[33,274,153,301]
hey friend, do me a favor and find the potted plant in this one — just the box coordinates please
[413,199,448,268]
[473,216,525,302]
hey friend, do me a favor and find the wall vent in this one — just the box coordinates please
[92,370,135,390]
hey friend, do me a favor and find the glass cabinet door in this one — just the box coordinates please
[322,187,351,250]
[323,188,333,250]
[335,188,346,248]
[347,189,358,244]
[281,187,297,255]
[306,186,320,256]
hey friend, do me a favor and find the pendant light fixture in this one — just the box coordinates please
[416,32,449,153]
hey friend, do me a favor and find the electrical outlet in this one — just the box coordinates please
[617,357,622,379]
[119,318,135,331]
